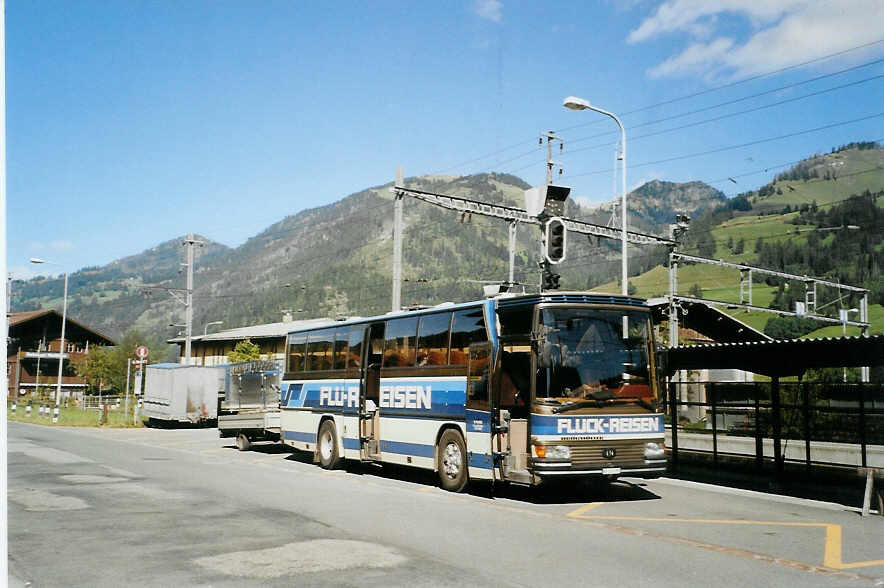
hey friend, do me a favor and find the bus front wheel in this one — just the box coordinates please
[318,420,341,469]
[437,429,468,492]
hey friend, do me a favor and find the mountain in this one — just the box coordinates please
[582,180,727,233]
[8,172,753,342]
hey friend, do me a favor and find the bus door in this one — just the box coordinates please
[359,322,384,460]
[465,342,495,480]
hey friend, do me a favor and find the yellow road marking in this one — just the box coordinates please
[565,508,884,570]
[565,503,605,517]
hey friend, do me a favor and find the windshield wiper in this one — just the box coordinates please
[552,399,606,413]
[613,395,655,411]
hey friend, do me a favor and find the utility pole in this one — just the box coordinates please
[182,233,203,364]
[540,131,562,186]
[392,167,404,312]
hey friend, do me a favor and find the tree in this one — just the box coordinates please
[733,238,745,255]
[228,339,261,363]
[688,283,703,298]
[74,346,116,393]
[74,329,169,395]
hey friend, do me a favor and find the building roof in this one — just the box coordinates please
[8,309,117,346]
[167,317,342,345]
[666,334,884,377]
[647,297,771,344]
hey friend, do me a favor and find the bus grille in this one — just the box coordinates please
[567,439,647,468]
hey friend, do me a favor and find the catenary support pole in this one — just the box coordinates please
[508,221,517,284]
[184,233,195,364]
[392,167,404,312]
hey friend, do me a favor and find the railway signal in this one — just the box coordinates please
[544,217,566,264]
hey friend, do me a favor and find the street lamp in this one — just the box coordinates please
[203,320,223,336]
[563,96,628,296]
[30,258,67,423]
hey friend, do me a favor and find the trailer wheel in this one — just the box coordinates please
[235,433,251,452]
[317,420,341,469]
[437,429,469,492]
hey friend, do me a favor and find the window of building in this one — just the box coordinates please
[383,317,419,368]
[449,308,488,366]
[417,312,452,366]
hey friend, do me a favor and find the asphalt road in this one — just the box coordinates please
[7,422,884,587]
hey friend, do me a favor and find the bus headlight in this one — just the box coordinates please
[533,444,570,460]
[644,442,665,460]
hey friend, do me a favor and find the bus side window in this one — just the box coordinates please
[368,323,385,368]
[347,325,364,369]
[383,317,418,368]
[306,329,334,371]
[450,308,488,367]
[417,312,452,366]
[287,333,307,373]
[333,326,350,370]
[467,342,491,410]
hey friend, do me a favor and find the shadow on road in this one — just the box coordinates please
[263,443,663,505]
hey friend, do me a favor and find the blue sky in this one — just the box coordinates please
[8,0,884,278]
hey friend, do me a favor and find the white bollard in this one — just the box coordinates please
[53,406,59,424]
[862,469,874,517]
[26,404,32,416]
[11,403,16,414]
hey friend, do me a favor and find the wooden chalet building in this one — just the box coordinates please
[7,309,117,399]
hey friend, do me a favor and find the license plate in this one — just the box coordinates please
[602,467,621,475]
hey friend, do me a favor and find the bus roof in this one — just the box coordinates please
[284,292,649,337]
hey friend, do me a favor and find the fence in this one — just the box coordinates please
[667,380,884,475]
[82,395,124,410]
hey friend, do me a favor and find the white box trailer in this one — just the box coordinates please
[218,360,282,450]
[142,363,225,426]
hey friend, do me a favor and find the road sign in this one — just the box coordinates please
[135,345,149,359]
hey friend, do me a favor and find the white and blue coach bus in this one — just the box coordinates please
[280,292,666,492]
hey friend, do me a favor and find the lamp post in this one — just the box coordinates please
[203,320,223,336]
[30,258,67,423]
[563,96,628,296]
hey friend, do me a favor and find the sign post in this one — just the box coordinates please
[132,347,148,426]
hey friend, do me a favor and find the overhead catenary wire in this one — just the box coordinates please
[563,112,884,180]
[433,38,884,174]
[561,73,884,158]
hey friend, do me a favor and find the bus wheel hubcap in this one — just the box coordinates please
[321,432,332,460]
[442,443,462,478]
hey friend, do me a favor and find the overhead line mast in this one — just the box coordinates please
[391,185,675,247]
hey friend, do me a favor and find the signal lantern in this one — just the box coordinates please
[542,270,561,291]
[544,217,567,264]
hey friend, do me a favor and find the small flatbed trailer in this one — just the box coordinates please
[217,360,282,450]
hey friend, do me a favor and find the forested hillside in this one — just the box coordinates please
[608,143,883,339]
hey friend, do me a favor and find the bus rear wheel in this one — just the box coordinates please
[318,420,341,469]
[437,429,468,492]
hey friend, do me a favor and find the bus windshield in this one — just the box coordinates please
[535,307,656,407]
